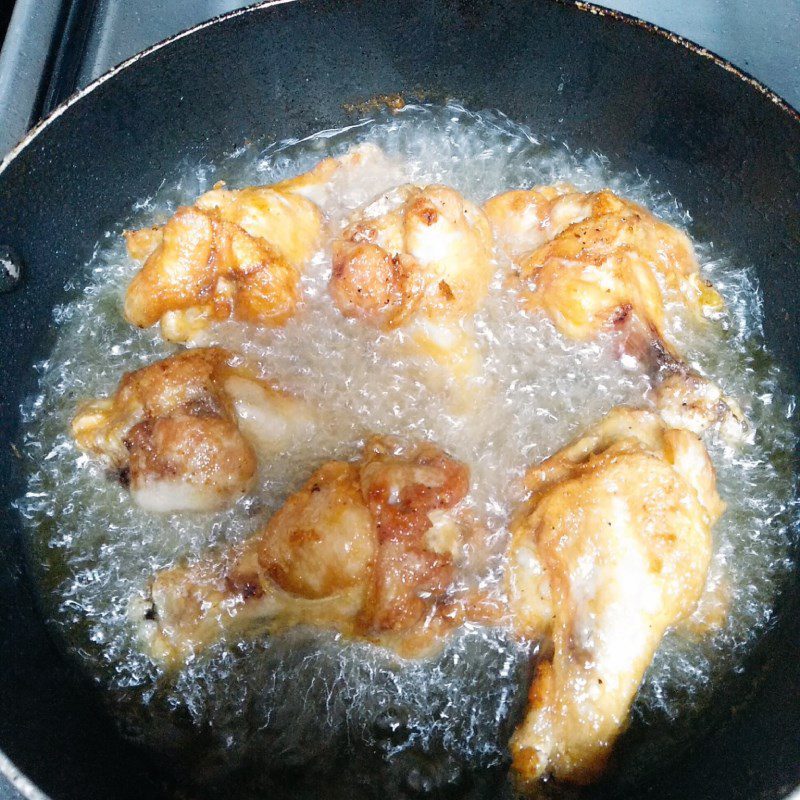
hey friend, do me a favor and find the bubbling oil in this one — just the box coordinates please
[16,104,798,797]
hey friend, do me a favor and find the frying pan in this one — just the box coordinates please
[0,0,798,798]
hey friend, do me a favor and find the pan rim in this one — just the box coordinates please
[1,1,798,799]
[0,0,798,178]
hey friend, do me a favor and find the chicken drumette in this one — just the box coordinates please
[71,348,313,512]
[330,184,495,379]
[134,436,485,667]
[506,407,724,787]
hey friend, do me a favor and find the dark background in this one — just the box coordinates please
[0,2,13,45]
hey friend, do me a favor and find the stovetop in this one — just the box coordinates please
[0,1,797,798]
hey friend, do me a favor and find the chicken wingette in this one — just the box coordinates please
[124,146,379,342]
[484,185,723,358]
[484,185,748,441]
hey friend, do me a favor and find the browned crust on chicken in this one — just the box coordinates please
[136,436,484,666]
[70,348,277,512]
[484,186,724,359]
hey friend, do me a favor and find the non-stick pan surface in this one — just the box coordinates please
[0,1,798,798]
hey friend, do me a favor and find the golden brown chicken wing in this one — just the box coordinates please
[485,186,747,439]
[134,436,481,667]
[506,407,724,787]
[124,207,301,342]
[71,348,313,512]
[123,151,376,343]
[484,186,723,358]
[330,184,495,378]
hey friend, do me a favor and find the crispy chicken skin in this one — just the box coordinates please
[330,184,494,377]
[507,407,724,787]
[134,436,479,667]
[124,151,376,343]
[71,348,313,513]
[484,185,724,357]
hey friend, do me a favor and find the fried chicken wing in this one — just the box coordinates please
[124,149,379,343]
[124,207,301,342]
[330,184,494,378]
[484,186,724,357]
[507,407,724,787]
[485,186,747,439]
[134,436,479,667]
[71,348,313,512]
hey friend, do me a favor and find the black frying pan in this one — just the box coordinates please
[0,1,798,798]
